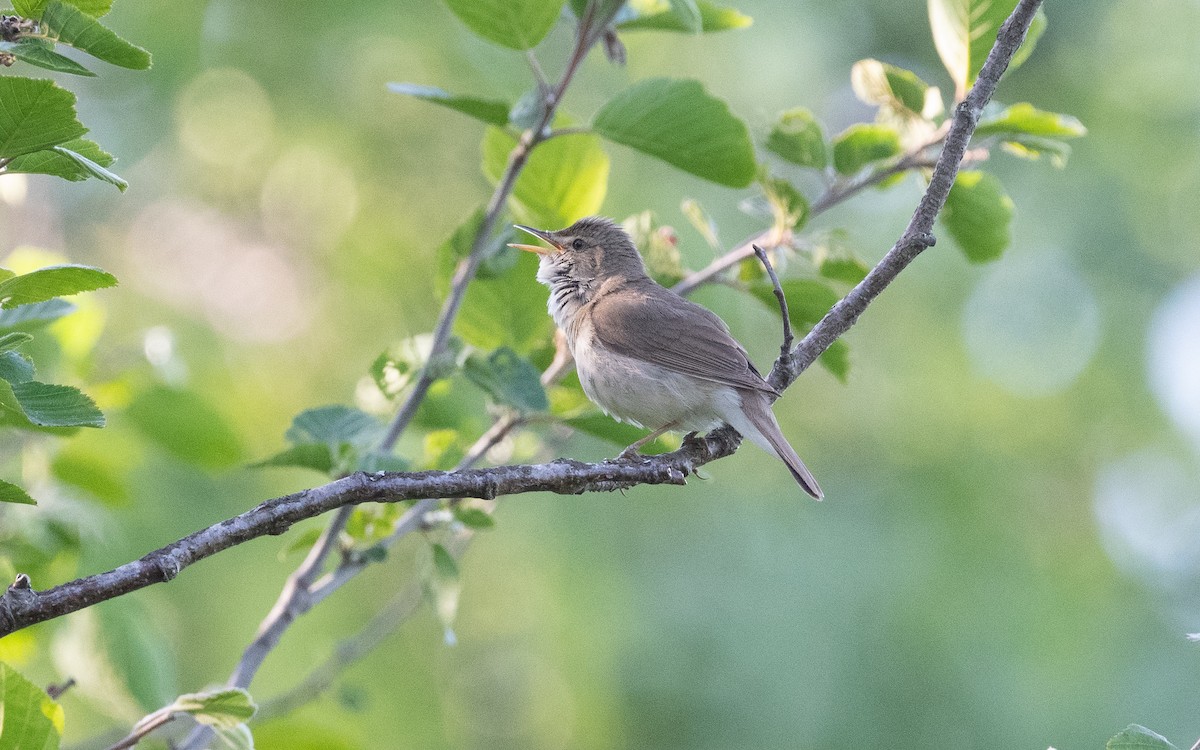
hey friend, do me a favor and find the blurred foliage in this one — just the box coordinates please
[0,0,1197,748]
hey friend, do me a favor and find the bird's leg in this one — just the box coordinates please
[616,421,679,461]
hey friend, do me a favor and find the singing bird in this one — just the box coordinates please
[510,217,823,498]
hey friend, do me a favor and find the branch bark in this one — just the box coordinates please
[0,0,1044,645]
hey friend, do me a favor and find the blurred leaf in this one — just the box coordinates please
[975,102,1086,139]
[126,386,241,468]
[618,0,751,32]
[665,0,701,32]
[5,139,117,184]
[422,428,464,469]
[941,170,1013,262]
[430,543,460,645]
[1106,725,1179,750]
[0,662,64,746]
[831,123,900,175]
[13,0,112,18]
[0,264,117,309]
[51,441,129,505]
[0,299,75,331]
[562,412,678,454]
[251,721,358,750]
[94,603,178,713]
[482,127,609,229]
[0,349,35,384]
[0,77,86,158]
[750,279,838,329]
[765,107,826,169]
[442,0,565,50]
[41,1,151,69]
[50,144,127,191]
[851,58,929,115]
[593,78,756,187]
[818,255,869,285]
[278,527,323,559]
[0,478,37,505]
[453,506,496,529]
[455,250,554,354]
[998,134,1072,167]
[285,405,381,449]
[0,39,96,76]
[463,346,548,412]
[251,443,334,474]
[680,199,719,248]
[387,83,510,126]
[927,0,1045,95]
[760,175,808,230]
[212,725,254,750]
[819,338,850,382]
[0,333,36,353]
[170,688,257,729]
[3,380,104,427]
[371,335,463,400]
[622,211,684,285]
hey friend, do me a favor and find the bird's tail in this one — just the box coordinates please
[732,392,824,500]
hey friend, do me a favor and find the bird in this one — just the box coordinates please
[509,216,823,499]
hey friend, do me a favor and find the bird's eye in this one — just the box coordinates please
[571,238,585,250]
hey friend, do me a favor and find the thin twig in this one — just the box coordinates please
[46,678,75,700]
[752,244,792,363]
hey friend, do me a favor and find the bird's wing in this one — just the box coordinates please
[589,283,777,394]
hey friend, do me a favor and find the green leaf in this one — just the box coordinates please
[593,78,756,188]
[0,350,35,383]
[387,83,510,126]
[750,279,839,329]
[453,506,496,529]
[41,0,152,69]
[765,107,826,169]
[3,380,104,427]
[5,138,117,184]
[463,346,549,412]
[212,725,254,750]
[818,338,850,383]
[0,39,97,76]
[51,441,130,505]
[0,478,38,504]
[831,123,900,175]
[0,331,34,352]
[941,170,1013,262]
[126,386,242,467]
[0,77,86,158]
[562,412,678,454]
[927,0,1046,95]
[760,175,808,230]
[0,264,117,309]
[997,134,1072,167]
[456,251,553,353]
[975,102,1087,139]
[617,0,752,33]
[1106,725,1179,750]
[285,405,382,449]
[851,58,929,115]
[0,299,75,331]
[251,443,335,474]
[170,688,257,729]
[13,0,113,18]
[666,0,702,32]
[51,144,127,191]
[429,543,461,645]
[818,255,869,285]
[0,662,64,747]
[482,126,609,229]
[442,0,566,50]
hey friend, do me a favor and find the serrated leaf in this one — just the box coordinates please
[250,443,335,474]
[463,346,548,412]
[593,78,756,187]
[126,386,242,467]
[0,331,34,351]
[941,170,1013,262]
[0,77,87,158]
[13,0,112,18]
[0,662,64,746]
[442,0,566,50]
[0,478,38,504]
[387,83,510,126]
[42,0,151,69]
[0,38,97,76]
[170,688,257,729]
[453,506,496,529]
[1106,725,1179,750]
[0,299,76,331]
[617,0,752,33]
[285,405,381,448]
[831,123,900,175]
[5,379,104,427]
[51,144,127,191]
[928,0,1046,96]
[0,350,35,383]
[482,126,609,229]
[5,138,116,184]
[851,58,929,115]
[0,264,117,309]
[765,107,827,169]
[975,102,1086,139]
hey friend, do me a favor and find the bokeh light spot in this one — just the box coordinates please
[176,68,275,170]
[1148,274,1200,449]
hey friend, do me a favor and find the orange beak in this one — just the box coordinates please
[509,225,560,255]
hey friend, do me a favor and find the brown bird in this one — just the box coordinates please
[510,216,823,498]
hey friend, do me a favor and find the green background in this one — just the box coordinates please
[1,0,1198,747]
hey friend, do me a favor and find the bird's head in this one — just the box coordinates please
[509,216,646,286]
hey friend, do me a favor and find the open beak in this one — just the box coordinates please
[508,225,560,255]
